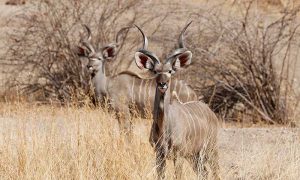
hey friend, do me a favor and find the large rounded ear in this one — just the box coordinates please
[74,46,89,57]
[172,50,192,71]
[134,52,154,70]
[102,44,118,61]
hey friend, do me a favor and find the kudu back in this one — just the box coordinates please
[76,25,198,130]
[134,22,220,179]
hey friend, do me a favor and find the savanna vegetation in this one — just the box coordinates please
[0,0,300,179]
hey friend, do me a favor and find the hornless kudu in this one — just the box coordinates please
[134,23,220,179]
[77,25,198,130]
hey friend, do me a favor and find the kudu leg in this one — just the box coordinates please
[93,95,106,108]
[111,103,132,133]
[191,152,208,180]
[173,153,183,180]
[156,147,166,179]
[191,143,220,180]
[116,110,131,131]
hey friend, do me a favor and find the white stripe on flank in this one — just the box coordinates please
[147,79,151,105]
[195,103,209,134]
[131,78,135,102]
[189,103,203,147]
[144,79,149,107]
[178,80,183,100]
[174,79,178,94]
[139,79,144,103]
[149,79,154,104]
[177,105,191,148]
[182,100,198,105]
[182,104,197,147]
[186,85,190,102]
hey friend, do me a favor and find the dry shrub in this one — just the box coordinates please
[2,0,151,103]
[186,1,300,124]
[1,0,176,104]
[2,0,300,124]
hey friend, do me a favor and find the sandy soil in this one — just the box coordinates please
[219,127,300,179]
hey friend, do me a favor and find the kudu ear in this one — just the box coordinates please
[102,44,118,61]
[134,52,155,70]
[74,46,89,57]
[172,51,192,71]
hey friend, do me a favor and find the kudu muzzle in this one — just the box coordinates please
[156,73,170,93]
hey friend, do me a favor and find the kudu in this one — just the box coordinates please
[134,22,220,179]
[77,25,198,130]
[77,25,129,104]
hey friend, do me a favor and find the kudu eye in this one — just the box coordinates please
[153,70,157,74]
[94,57,102,61]
[168,70,172,74]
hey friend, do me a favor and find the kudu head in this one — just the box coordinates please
[134,22,193,94]
[76,25,129,76]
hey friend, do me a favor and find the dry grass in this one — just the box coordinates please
[0,1,300,179]
[0,102,299,179]
[0,102,154,179]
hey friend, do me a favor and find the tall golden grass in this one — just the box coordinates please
[0,102,299,179]
[0,102,191,179]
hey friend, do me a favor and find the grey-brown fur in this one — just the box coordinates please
[134,22,220,179]
[106,72,197,129]
[76,25,197,130]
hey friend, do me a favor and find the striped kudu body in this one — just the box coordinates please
[134,23,220,179]
[106,72,197,120]
[76,25,197,130]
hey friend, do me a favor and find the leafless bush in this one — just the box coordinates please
[2,0,299,124]
[187,1,300,124]
[1,0,167,103]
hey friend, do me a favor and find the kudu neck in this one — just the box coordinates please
[153,80,171,130]
[91,61,108,97]
[101,61,107,76]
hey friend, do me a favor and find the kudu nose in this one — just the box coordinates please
[158,82,167,87]
[86,65,93,70]
[157,82,168,93]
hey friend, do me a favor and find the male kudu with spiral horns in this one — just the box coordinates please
[77,25,198,131]
[134,22,220,179]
